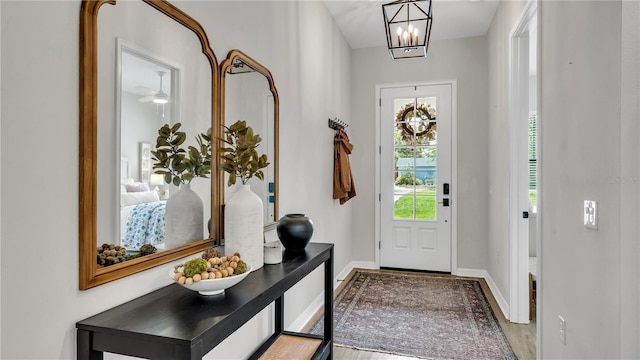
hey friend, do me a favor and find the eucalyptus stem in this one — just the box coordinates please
[218,120,270,187]
[151,123,211,186]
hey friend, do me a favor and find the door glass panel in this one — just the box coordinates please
[415,146,436,185]
[415,145,437,220]
[415,194,436,219]
[394,194,416,219]
[392,96,438,221]
[394,98,416,147]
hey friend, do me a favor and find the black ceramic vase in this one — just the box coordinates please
[276,214,314,252]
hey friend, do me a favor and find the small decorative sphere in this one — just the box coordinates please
[276,214,314,252]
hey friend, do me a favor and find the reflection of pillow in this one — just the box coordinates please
[125,182,150,193]
[121,178,135,193]
[121,191,159,207]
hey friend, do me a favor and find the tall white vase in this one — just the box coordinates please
[164,183,204,249]
[224,184,264,270]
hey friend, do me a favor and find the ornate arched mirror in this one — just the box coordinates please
[219,50,279,230]
[79,0,219,290]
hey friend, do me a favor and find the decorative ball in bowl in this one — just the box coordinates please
[170,256,252,296]
[276,214,314,252]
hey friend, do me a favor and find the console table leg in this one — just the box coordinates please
[275,296,284,334]
[324,247,334,359]
[77,329,103,360]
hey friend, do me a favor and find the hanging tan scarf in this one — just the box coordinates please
[333,128,356,204]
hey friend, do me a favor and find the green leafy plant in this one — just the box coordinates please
[395,173,424,186]
[219,120,269,186]
[151,123,212,186]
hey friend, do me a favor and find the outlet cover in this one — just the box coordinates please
[584,200,597,230]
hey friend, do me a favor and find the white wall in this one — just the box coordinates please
[540,1,639,358]
[351,37,490,271]
[0,1,352,359]
[0,1,3,354]
[121,92,163,182]
[619,2,640,357]
[485,2,640,357]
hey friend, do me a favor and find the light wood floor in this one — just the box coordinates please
[305,268,536,360]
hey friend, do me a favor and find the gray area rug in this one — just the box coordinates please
[310,270,517,360]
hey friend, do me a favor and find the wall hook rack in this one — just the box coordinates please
[328,118,348,130]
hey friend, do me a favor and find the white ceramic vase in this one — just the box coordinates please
[224,184,264,270]
[164,183,203,249]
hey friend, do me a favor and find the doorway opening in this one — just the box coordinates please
[509,0,539,329]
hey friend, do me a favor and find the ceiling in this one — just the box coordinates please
[122,1,499,95]
[121,50,172,101]
[323,0,500,49]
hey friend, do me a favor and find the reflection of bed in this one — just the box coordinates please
[529,257,537,320]
[120,180,166,250]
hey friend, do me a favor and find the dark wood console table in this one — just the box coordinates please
[77,243,334,360]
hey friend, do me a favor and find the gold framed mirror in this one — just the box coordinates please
[219,50,279,230]
[79,0,219,290]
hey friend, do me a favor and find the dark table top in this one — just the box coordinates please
[76,243,334,350]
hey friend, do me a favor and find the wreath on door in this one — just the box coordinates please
[395,103,437,144]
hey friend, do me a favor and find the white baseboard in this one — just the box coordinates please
[457,268,510,320]
[289,260,377,332]
[288,294,325,332]
[335,261,377,284]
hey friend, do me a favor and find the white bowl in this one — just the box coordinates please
[170,265,252,296]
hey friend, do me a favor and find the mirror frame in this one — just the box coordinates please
[79,0,220,290]
[219,49,279,231]
[219,50,279,230]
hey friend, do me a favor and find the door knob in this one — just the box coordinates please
[438,198,450,207]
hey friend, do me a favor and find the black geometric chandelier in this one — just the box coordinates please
[382,0,433,60]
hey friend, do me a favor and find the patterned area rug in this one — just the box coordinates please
[310,270,517,360]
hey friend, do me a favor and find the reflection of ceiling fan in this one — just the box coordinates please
[138,71,169,104]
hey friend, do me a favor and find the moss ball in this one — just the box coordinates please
[183,258,209,278]
[235,259,247,275]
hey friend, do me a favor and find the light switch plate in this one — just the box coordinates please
[584,200,597,230]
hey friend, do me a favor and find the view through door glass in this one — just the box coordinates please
[393,97,438,221]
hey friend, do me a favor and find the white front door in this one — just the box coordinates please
[379,84,452,272]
